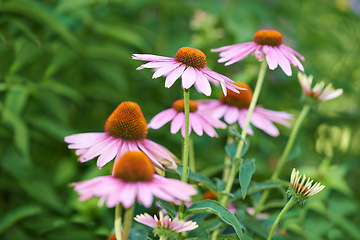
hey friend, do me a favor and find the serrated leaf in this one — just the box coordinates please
[185,200,244,240]
[239,158,255,199]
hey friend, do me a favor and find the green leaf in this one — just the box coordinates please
[0,205,42,234]
[185,200,244,240]
[229,128,249,157]
[10,19,41,47]
[187,219,220,238]
[4,85,29,115]
[239,158,255,199]
[225,141,237,159]
[156,199,176,219]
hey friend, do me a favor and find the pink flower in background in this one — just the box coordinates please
[198,82,293,137]
[148,99,227,138]
[212,29,305,76]
[298,72,343,101]
[72,152,197,209]
[134,212,198,233]
[65,101,178,172]
[133,47,243,96]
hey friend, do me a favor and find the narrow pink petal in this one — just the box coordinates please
[194,69,212,96]
[165,64,186,88]
[65,132,108,149]
[181,67,197,89]
[211,41,253,52]
[223,44,257,66]
[255,106,293,126]
[120,183,137,209]
[224,106,239,125]
[250,110,280,137]
[132,54,174,62]
[212,104,228,119]
[273,47,292,76]
[79,137,115,162]
[155,176,197,201]
[170,113,184,134]
[279,45,304,72]
[141,139,178,168]
[238,109,253,135]
[136,182,154,208]
[201,120,217,137]
[148,109,177,129]
[135,214,158,228]
[280,45,305,61]
[265,46,278,70]
[319,88,343,101]
[189,113,203,136]
[218,44,252,62]
[137,141,164,170]
[136,61,174,70]
[96,139,122,169]
[152,62,181,79]
[180,122,191,138]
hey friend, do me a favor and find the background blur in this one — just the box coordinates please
[0,0,359,239]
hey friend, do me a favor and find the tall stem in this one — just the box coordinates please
[220,60,267,206]
[254,104,311,216]
[222,125,236,181]
[115,204,123,240]
[267,197,296,240]
[189,137,196,172]
[123,205,135,240]
[178,88,190,222]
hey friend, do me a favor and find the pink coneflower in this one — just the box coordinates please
[298,72,343,101]
[212,29,305,76]
[148,99,227,138]
[72,151,197,209]
[198,82,293,137]
[65,101,178,172]
[134,212,198,237]
[133,47,243,96]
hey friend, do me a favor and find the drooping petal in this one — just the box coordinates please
[273,47,292,76]
[152,62,182,79]
[264,46,279,70]
[194,69,212,96]
[132,54,174,62]
[165,64,186,88]
[65,133,108,149]
[250,110,280,137]
[96,139,122,169]
[181,67,197,89]
[148,109,177,129]
[170,113,185,134]
[224,106,239,125]
[189,113,204,136]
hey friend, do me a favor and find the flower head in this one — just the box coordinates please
[198,83,293,137]
[72,151,197,209]
[212,29,305,76]
[287,168,325,205]
[65,101,178,172]
[133,47,243,96]
[298,72,343,101]
[134,212,198,238]
[148,99,227,137]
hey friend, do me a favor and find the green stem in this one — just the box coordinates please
[220,60,267,206]
[189,137,196,172]
[182,88,190,183]
[253,104,311,216]
[222,125,236,181]
[267,197,296,240]
[159,236,167,240]
[115,204,123,240]
[178,88,190,222]
[123,205,135,240]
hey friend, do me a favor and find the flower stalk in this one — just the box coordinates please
[267,197,296,240]
[115,204,123,240]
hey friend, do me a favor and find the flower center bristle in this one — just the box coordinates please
[220,82,253,109]
[174,47,206,69]
[202,190,218,200]
[253,29,283,46]
[112,151,154,182]
[172,99,198,113]
[105,101,148,141]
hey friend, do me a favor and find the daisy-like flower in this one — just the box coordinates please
[134,211,198,239]
[298,72,343,101]
[133,47,243,96]
[72,151,197,209]
[287,168,325,205]
[198,82,293,137]
[65,101,178,172]
[148,99,227,137]
[212,29,305,76]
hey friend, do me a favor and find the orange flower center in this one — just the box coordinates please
[105,102,148,141]
[202,190,218,200]
[220,82,253,109]
[253,29,283,46]
[174,47,207,69]
[112,151,154,182]
[172,99,198,113]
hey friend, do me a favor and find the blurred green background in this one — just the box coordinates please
[0,0,359,239]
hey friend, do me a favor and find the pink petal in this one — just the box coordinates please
[66,132,108,149]
[250,110,280,137]
[224,44,257,66]
[189,113,204,136]
[148,109,177,129]
[238,109,253,135]
[132,54,174,62]
[194,69,212,96]
[137,141,164,170]
[96,139,122,168]
[224,106,239,125]
[170,113,184,134]
[273,47,292,76]
[201,120,217,137]
[265,46,278,70]
[152,62,181,79]
[120,183,137,209]
[165,64,186,88]
[79,137,115,162]
[181,67,197,89]
[136,182,154,208]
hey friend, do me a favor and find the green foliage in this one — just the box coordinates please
[0,0,359,239]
